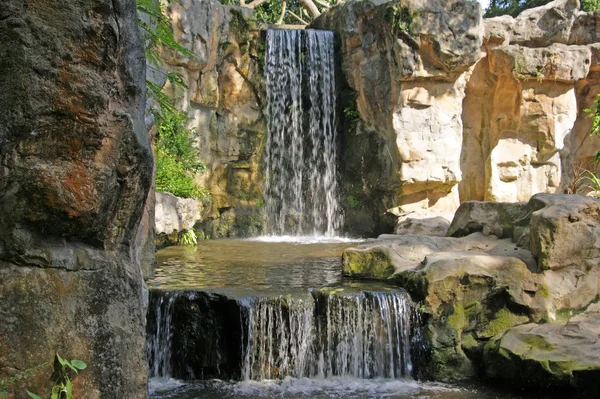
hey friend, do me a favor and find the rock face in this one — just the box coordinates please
[312,0,483,234]
[163,0,266,238]
[311,0,600,234]
[342,194,600,384]
[0,0,152,397]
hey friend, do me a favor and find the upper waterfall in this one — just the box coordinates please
[263,29,343,238]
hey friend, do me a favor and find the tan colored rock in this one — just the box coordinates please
[394,210,453,236]
[483,0,580,47]
[343,232,537,279]
[311,0,483,217]
[529,194,600,271]
[163,0,265,237]
[155,191,202,235]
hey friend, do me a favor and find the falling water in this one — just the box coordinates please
[263,29,343,237]
[241,291,417,380]
[147,291,177,378]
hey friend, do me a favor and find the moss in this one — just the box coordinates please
[480,308,529,339]
[461,333,478,349]
[539,283,550,299]
[521,335,554,352]
[342,250,395,280]
[448,305,466,331]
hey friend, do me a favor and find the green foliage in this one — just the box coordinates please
[581,0,600,11]
[345,195,363,209]
[179,229,198,245]
[0,361,48,399]
[387,2,415,36]
[585,170,600,198]
[25,354,86,399]
[154,108,210,201]
[484,0,552,17]
[218,0,337,25]
[137,0,192,120]
[585,94,600,137]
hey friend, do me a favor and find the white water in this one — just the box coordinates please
[241,292,417,381]
[247,235,360,244]
[147,292,176,378]
[263,29,343,238]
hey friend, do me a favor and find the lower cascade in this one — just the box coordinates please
[146,290,419,382]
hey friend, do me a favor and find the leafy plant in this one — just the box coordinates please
[154,108,210,201]
[581,0,600,11]
[387,2,415,36]
[585,170,600,198]
[25,354,86,399]
[137,0,193,121]
[179,229,198,246]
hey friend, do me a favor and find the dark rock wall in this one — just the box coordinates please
[0,0,152,397]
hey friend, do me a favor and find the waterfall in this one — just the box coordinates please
[263,29,343,237]
[147,290,419,381]
[240,291,417,380]
[147,291,177,378]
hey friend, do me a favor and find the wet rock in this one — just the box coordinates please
[484,303,600,395]
[0,0,152,397]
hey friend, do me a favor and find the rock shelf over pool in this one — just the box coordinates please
[342,193,600,391]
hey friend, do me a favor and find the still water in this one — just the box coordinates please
[151,238,361,294]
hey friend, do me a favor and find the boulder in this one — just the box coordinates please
[483,0,580,47]
[529,194,600,271]
[484,303,600,394]
[0,0,152,397]
[394,210,453,236]
[396,250,546,380]
[343,232,537,280]
[155,191,202,235]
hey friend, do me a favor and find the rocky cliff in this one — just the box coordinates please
[312,0,600,236]
[0,0,152,397]
[162,0,266,238]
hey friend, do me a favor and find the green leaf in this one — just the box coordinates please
[71,360,87,371]
[66,379,73,399]
[56,353,67,367]
[26,391,42,399]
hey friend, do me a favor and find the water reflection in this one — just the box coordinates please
[151,240,358,293]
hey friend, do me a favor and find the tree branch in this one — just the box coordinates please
[288,10,308,25]
[276,0,287,24]
[299,0,321,18]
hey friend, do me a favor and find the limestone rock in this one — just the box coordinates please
[396,249,546,380]
[395,210,453,236]
[0,0,151,397]
[483,0,580,47]
[163,0,265,238]
[447,201,528,240]
[342,232,537,280]
[484,303,600,394]
[529,194,600,271]
[155,191,202,235]
[311,0,483,227]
